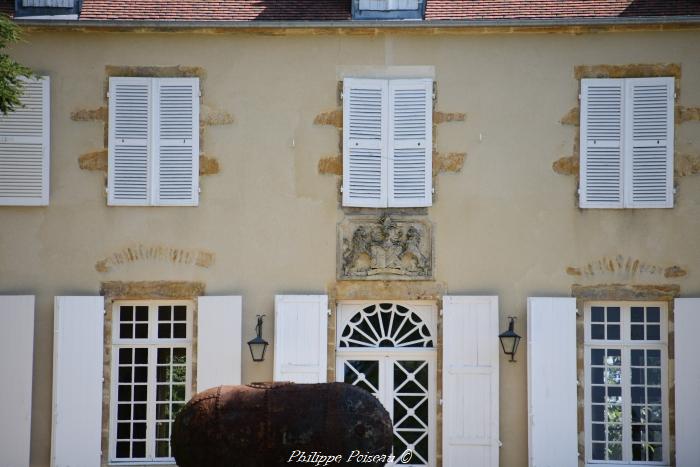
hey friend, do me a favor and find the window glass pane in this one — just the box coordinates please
[158,323,171,339]
[631,350,645,366]
[135,306,148,321]
[174,323,187,339]
[647,307,660,322]
[174,305,187,321]
[631,324,644,340]
[632,443,646,461]
[116,441,130,458]
[133,422,146,439]
[119,348,132,364]
[119,323,132,339]
[591,367,604,384]
[648,444,662,461]
[631,306,644,322]
[135,323,148,339]
[158,306,171,321]
[606,324,620,340]
[120,306,133,322]
[647,350,661,366]
[591,324,604,340]
[592,443,605,460]
[158,348,171,364]
[592,404,605,422]
[135,348,148,364]
[647,325,660,340]
[592,423,605,441]
[132,441,146,458]
[608,442,622,460]
[591,349,604,365]
[607,307,620,322]
[591,307,605,322]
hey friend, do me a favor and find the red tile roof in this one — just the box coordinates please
[10,0,699,22]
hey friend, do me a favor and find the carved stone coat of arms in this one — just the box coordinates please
[338,216,433,280]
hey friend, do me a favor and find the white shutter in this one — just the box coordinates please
[0,296,34,467]
[442,296,499,467]
[527,297,578,467]
[674,298,700,466]
[108,77,151,206]
[624,77,674,208]
[196,296,242,392]
[154,78,199,206]
[0,76,49,206]
[580,79,624,208]
[343,78,388,207]
[51,296,104,467]
[388,79,432,207]
[273,295,328,383]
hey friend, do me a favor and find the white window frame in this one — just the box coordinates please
[108,77,199,207]
[109,300,193,465]
[580,77,674,209]
[583,301,670,467]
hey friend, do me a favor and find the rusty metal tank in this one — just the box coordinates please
[171,382,394,467]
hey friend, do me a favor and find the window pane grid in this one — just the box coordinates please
[585,303,667,465]
[112,303,191,462]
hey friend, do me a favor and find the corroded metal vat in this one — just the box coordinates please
[172,382,393,467]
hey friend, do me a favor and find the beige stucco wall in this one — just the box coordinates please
[1,26,700,467]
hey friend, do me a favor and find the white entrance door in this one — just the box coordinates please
[336,302,437,467]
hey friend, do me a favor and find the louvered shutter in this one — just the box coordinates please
[273,295,328,383]
[388,79,432,207]
[442,296,499,467]
[674,298,700,466]
[0,76,49,206]
[0,296,34,467]
[108,77,151,206]
[154,78,199,206]
[580,79,624,208]
[343,78,388,207]
[624,77,674,208]
[527,297,578,467]
[197,296,242,392]
[51,296,104,467]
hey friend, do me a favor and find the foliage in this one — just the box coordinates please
[0,14,34,115]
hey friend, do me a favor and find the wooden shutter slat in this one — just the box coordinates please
[0,77,50,205]
[674,298,700,466]
[343,78,388,207]
[527,297,578,467]
[625,77,674,208]
[388,79,432,207]
[51,296,103,467]
[273,295,328,383]
[108,77,151,206]
[442,296,499,467]
[0,296,34,467]
[580,79,624,208]
[154,78,199,206]
[197,296,242,392]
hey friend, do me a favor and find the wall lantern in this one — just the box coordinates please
[498,316,521,362]
[247,315,269,362]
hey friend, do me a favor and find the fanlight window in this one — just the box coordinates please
[339,303,434,348]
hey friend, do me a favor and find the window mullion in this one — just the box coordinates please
[146,345,156,460]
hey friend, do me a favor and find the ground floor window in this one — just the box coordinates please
[336,302,437,467]
[110,301,192,463]
[584,302,669,465]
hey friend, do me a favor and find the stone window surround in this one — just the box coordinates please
[100,281,205,467]
[572,284,680,467]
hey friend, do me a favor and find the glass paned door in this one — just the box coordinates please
[337,354,435,467]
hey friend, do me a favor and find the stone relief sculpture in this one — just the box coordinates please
[338,216,433,280]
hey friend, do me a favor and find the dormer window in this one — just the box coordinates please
[352,0,425,20]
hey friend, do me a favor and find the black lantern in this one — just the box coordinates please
[498,316,521,362]
[247,315,269,362]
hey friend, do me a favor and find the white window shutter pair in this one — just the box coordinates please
[108,77,199,206]
[273,295,328,383]
[0,77,50,206]
[580,77,674,208]
[343,78,432,208]
[49,296,242,466]
[0,296,35,467]
[442,296,499,467]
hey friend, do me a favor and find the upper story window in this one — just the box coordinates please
[580,77,674,209]
[584,302,669,465]
[0,76,50,206]
[342,77,433,208]
[352,0,426,20]
[108,77,199,206]
[110,301,192,463]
